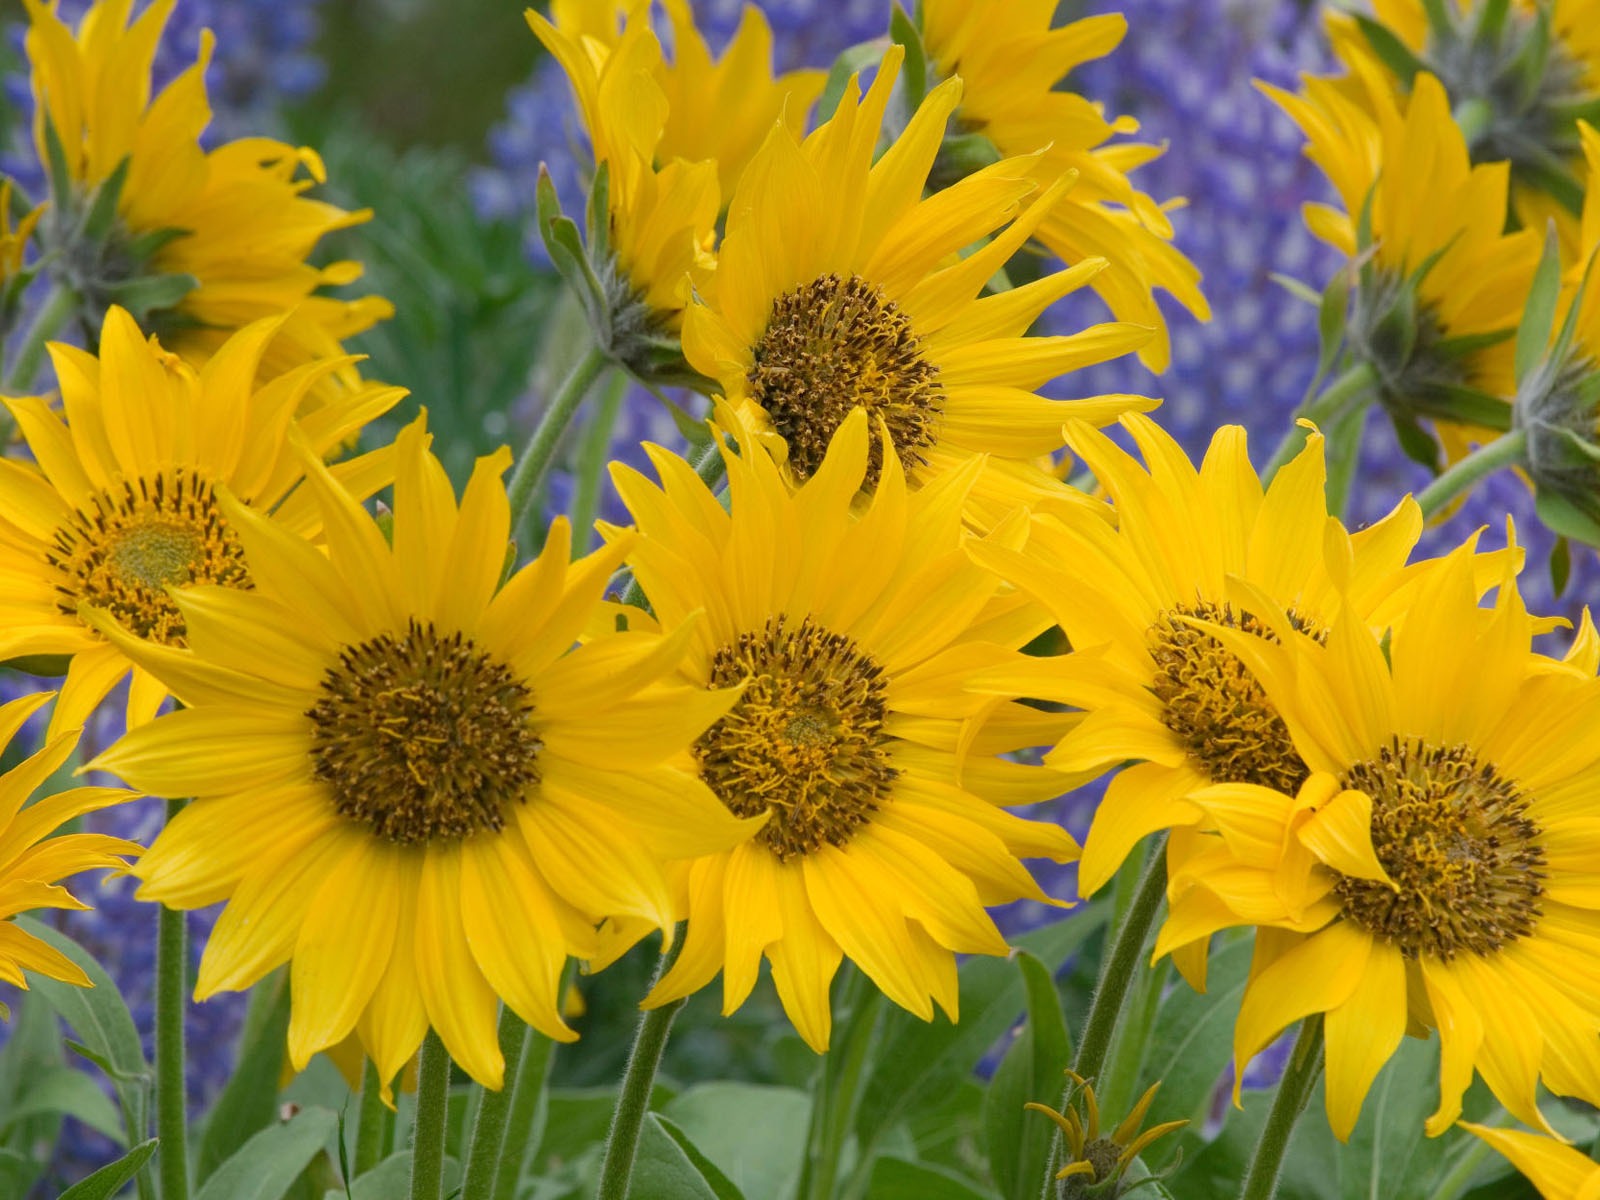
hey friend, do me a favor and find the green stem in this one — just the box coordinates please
[617,438,727,610]
[409,1032,452,1200]
[355,1060,388,1178]
[569,370,627,553]
[2,280,76,396]
[1072,840,1168,1089]
[156,799,189,1200]
[489,1006,559,1200]
[1416,428,1528,520]
[596,949,684,1200]
[461,1007,529,1200]
[806,977,883,1200]
[505,344,609,536]
[1239,1016,1327,1200]
[1262,362,1379,483]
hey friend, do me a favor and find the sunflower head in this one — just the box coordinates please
[1026,1070,1187,1198]
[0,691,140,1013]
[1263,64,1541,462]
[528,3,722,384]
[0,304,404,738]
[683,45,1156,519]
[1331,0,1598,223]
[21,0,389,383]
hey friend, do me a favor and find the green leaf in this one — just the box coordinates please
[625,1113,744,1200]
[100,271,199,317]
[1270,273,1322,307]
[1,1065,125,1144]
[192,1106,340,1200]
[322,1151,409,1200]
[1135,937,1252,1166]
[863,1156,990,1200]
[197,973,291,1183]
[1515,225,1564,386]
[888,3,928,110]
[1336,1035,1447,1200]
[655,1115,746,1200]
[0,1148,38,1198]
[661,1083,808,1200]
[855,908,1106,1159]
[982,951,1072,1200]
[1537,487,1600,548]
[1353,16,1427,86]
[81,155,130,242]
[16,917,150,1150]
[1551,536,1572,597]
[58,1139,159,1200]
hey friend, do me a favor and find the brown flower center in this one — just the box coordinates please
[1335,738,1545,960]
[49,471,249,645]
[1147,602,1311,794]
[748,273,944,488]
[307,620,542,844]
[696,615,896,861]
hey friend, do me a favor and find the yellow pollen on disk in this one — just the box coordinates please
[748,273,944,488]
[307,619,542,845]
[1335,737,1546,960]
[49,471,249,645]
[696,615,896,861]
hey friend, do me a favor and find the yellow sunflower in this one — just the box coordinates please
[86,419,757,1093]
[528,5,721,328]
[965,413,1456,915]
[919,0,1209,372]
[598,407,1081,1052]
[1261,65,1541,455]
[23,0,391,389]
[0,691,139,1013]
[545,0,825,202]
[0,305,404,738]
[683,47,1156,527]
[1462,1123,1600,1200]
[1330,0,1600,250]
[1157,548,1600,1140]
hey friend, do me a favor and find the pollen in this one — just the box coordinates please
[696,615,896,861]
[49,471,250,645]
[1335,737,1545,961]
[1147,602,1310,795]
[748,273,944,489]
[307,620,542,845]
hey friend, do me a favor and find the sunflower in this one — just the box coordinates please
[23,0,391,389]
[0,305,404,739]
[1156,548,1600,1140]
[964,413,1458,919]
[528,5,721,330]
[598,407,1081,1051]
[1261,65,1541,456]
[544,0,825,203]
[86,419,757,1093]
[918,0,1209,372]
[1462,1123,1600,1199]
[1328,0,1600,247]
[0,691,139,1014]
[683,47,1156,526]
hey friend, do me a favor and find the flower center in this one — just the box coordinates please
[696,615,896,861]
[307,620,542,845]
[1335,738,1545,960]
[748,273,944,488]
[1147,602,1310,794]
[48,471,249,646]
